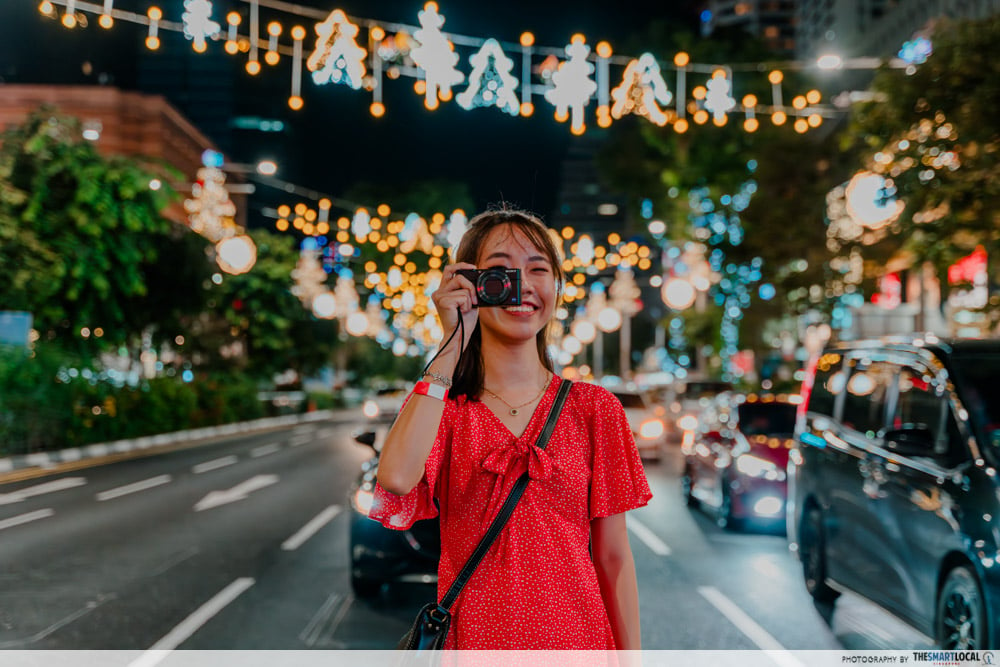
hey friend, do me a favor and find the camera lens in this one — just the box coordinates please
[476,269,511,306]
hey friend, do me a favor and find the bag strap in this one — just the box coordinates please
[439,378,572,610]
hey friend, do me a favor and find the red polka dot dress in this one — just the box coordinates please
[370,376,653,650]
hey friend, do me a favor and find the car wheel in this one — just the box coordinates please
[799,506,839,603]
[717,483,741,531]
[936,566,986,649]
[351,573,383,599]
[681,467,699,508]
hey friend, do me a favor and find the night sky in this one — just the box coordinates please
[1,0,701,222]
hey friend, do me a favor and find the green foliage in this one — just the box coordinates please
[844,16,1000,307]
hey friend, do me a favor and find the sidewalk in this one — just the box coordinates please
[0,408,354,478]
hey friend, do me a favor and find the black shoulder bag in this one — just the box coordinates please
[397,378,573,651]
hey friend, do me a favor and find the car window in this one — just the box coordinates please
[841,359,893,437]
[808,352,844,418]
[737,402,797,436]
[890,367,955,458]
[949,353,1000,457]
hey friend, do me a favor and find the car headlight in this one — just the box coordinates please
[735,454,784,481]
[353,486,375,516]
[362,400,379,419]
[639,418,665,439]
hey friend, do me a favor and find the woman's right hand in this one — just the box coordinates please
[432,262,479,352]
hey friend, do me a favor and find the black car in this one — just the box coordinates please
[789,336,1000,649]
[682,392,799,530]
[348,430,440,597]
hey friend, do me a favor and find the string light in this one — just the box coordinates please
[145,6,162,50]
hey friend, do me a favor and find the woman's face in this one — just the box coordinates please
[474,224,558,345]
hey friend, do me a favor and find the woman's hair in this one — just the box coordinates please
[449,207,564,400]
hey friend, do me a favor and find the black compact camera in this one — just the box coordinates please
[455,268,522,307]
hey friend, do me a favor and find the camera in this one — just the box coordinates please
[455,268,522,307]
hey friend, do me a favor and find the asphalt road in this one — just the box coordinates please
[0,413,936,653]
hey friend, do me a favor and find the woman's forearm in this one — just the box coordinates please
[592,514,642,650]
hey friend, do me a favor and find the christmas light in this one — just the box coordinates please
[98,0,113,28]
[456,38,520,115]
[290,24,305,109]
[545,35,596,134]
[182,0,219,54]
[610,53,672,126]
[307,9,366,89]
[247,0,259,74]
[703,69,735,122]
[265,21,281,65]
[145,7,162,49]
[411,2,464,110]
[224,12,240,54]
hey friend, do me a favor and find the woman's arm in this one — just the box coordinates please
[591,512,641,650]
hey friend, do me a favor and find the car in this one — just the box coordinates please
[666,378,734,442]
[360,384,411,423]
[611,389,668,461]
[681,392,799,530]
[348,430,440,598]
[788,335,1000,649]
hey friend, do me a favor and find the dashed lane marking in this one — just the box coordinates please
[191,456,238,474]
[281,505,342,551]
[95,475,172,502]
[250,443,282,458]
[626,516,672,555]
[698,586,805,667]
[0,508,55,531]
[128,577,255,667]
[0,477,87,505]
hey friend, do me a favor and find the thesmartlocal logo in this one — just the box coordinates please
[911,651,996,666]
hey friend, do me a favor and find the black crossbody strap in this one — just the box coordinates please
[439,378,572,610]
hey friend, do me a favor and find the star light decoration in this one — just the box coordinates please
[410,2,464,110]
[456,38,520,115]
[307,9,367,88]
[610,52,673,126]
[181,0,220,53]
[545,35,597,135]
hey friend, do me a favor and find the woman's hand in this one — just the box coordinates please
[433,262,480,352]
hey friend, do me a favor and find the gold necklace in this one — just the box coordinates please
[483,377,549,416]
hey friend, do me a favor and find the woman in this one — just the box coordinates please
[371,208,652,650]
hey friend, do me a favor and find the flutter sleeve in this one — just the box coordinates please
[369,399,452,530]
[587,386,653,519]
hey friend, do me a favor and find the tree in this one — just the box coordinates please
[0,108,211,354]
[843,16,1000,322]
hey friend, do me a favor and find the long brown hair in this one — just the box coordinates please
[448,208,564,400]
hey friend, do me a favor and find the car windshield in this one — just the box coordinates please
[737,402,797,436]
[949,354,1000,454]
[614,393,646,409]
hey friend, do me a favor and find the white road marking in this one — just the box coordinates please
[626,516,672,555]
[698,586,805,667]
[96,475,171,502]
[0,508,55,531]
[289,434,313,447]
[0,477,87,505]
[193,474,279,511]
[128,577,255,667]
[250,443,282,458]
[281,505,342,551]
[192,455,238,474]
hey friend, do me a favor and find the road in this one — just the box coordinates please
[0,412,935,653]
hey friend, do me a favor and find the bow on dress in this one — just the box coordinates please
[479,439,554,531]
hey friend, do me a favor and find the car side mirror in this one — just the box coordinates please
[882,424,938,457]
[353,430,378,453]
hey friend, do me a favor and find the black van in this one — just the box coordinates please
[788,335,1000,649]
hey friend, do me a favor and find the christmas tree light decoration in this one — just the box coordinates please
[146,6,162,49]
[184,166,237,242]
[545,35,596,134]
[265,21,281,65]
[307,9,367,89]
[292,248,330,308]
[224,12,240,54]
[410,2,464,111]
[182,0,220,53]
[456,38,520,115]
[289,24,306,109]
[352,208,372,239]
[98,0,113,29]
[703,69,735,122]
[610,52,672,126]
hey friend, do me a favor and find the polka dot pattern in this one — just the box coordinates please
[371,376,652,650]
